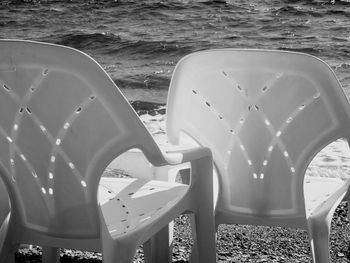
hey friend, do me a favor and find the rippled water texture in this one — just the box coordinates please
[1,0,350,177]
[1,0,350,100]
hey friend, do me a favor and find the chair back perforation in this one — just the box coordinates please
[0,66,98,229]
[0,40,163,237]
[167,50,348,218]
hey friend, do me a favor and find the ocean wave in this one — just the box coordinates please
[1,0,40,5]
[274,5,324,17]
[105,39,195,58]
[43,30,196,59]
[46,31,122,50]
[114,74,170,91]
[130,100,165,116]
[324,9,350,16]
[274,5,308,16]
[2,0,116,6]
[133,1,190,10]
[335,63,350,70]
[0,0,251,9]
[273,1,350,17]
[116,0,229,9]
[327,0,350,6]
[0,20,18,27]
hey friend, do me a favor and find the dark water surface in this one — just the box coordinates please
[1,0,350,102]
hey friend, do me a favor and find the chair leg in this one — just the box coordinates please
[179,169,202,263]
[193,209,216,263]
[0,242,16,263]
[0,214,18,263]
[187,213,198,263]
[42,246,60,263]
[190,155,217,263]
[144,225,172,263]
[102,240,136,263]
[189,217,219,263]
[307,216,331,263]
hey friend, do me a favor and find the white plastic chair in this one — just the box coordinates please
[166,49,350,263]
[0,39,217,263]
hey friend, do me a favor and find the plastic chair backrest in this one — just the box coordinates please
[0,40,163,238]
[167,50,350,222]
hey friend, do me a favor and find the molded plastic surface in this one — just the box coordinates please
[0,40,216,263]
[0,179,9,229]
[166,49,350,262]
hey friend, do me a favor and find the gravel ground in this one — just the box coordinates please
[14,202,350,263]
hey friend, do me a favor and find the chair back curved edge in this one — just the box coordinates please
[166,49,350,228]
[0,39,164,245]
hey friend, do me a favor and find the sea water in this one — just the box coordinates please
[1,0,350,179]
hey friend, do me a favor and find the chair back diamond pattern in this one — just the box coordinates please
[0,40,162,238]
[166,50,350,226]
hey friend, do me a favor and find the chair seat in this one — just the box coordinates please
[99,177,188,237]
[304,176,347,217]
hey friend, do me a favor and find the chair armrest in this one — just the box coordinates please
[151,147,214,193]
[162,147,212,166]
[106,146,212,184]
